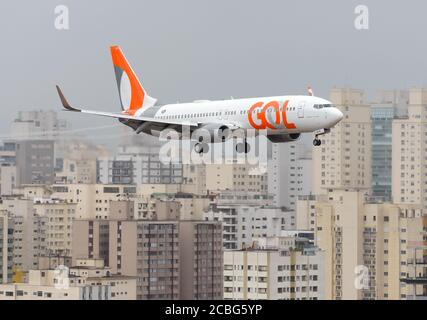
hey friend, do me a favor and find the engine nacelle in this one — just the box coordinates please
[193,123,232,143]
[267,133,301,143]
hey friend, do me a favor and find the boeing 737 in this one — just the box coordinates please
[56,46,343,153]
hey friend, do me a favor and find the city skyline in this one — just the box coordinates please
[1,86,426,300]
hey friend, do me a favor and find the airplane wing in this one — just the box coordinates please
[56,85,199,131]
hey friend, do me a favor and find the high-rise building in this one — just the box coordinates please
[297,189,427,300]
[15,140,54,186]
[179,221,223,299]
[54,140,109,185]
[9,110,70,141]
[33,199,76,256]
[0,143,17,196]
[205,161,268,194]
[374,90,409,118]
[371,105,395,202]
[73,219,180,300]
[0,164,16,196]
[51,184,138,219]
[223,235,324,300]
[0,197,47,272]
[392,88,427,208]
[180,164,207,195]
[371,90,409,203]
[312,88,372,195]
[0,211,14,284]
[97,145,183,185]
[204,204,295,250]
[73,217,223,300]
[268,141,313,210]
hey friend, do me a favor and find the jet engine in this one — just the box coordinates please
[193,123,237,143]
[267,133,301,143]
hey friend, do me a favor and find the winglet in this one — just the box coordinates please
[56,85,81,112]
[307,86,314,96]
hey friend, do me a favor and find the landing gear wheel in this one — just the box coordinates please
[236,141,250,154]
[194,143,209,154]
[313,139,322,146]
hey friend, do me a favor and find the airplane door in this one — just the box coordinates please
[298,101,305,118]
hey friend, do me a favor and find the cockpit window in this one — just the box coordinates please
[314,104,334,109]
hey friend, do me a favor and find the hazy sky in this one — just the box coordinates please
[0,0,426,144]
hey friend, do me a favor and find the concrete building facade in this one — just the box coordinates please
[268,141,313,210]
[313,88,372,195]
[15,140,54,186]
[224,236,324,300]
[204,204,295,250]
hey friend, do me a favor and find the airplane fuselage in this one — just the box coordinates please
[138,95,343,136]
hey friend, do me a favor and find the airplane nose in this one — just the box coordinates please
[330,108,344,125]
[336,109,344,121]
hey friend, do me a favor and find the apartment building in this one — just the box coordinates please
[55,158,97,185]
[180,163,207,195]
[0,163,16,196]
[10,110,70,141]
[73,218,223,300]
[33,199,76,256]
[0,211,14,284]
[179,221,223,299]
[268,141,313,210]
[0,259,136,300]
[51,184,137,219]
[297,189,427,300]
[97,144,183,185]
[74,219,180,300]
[69,258,136,300]
[55,140,108,184]
[312,88,372,195]
[204,204,295,250]
[15,140,54,186]
[0,143,17,196]
[133,193,213,221]
[0,197,46,272]
[215,191,274,207]
[224,236,324,300]
[51,183,185,220]
[205,161,268,194]
[392,88,427,208]
[371,90,409,202]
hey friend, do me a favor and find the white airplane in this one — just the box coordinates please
[56,46,343,153]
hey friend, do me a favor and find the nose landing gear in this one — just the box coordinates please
[313,128,330,147]
[313,139,321,146]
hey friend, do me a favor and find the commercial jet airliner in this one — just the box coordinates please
[56,46,343,153]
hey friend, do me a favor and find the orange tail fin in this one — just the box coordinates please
[111,46,156,114]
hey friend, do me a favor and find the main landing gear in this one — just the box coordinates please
[194,140,251,154]
[194,142,209,154]
[236,141,250,154]
[313,128,330,147]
